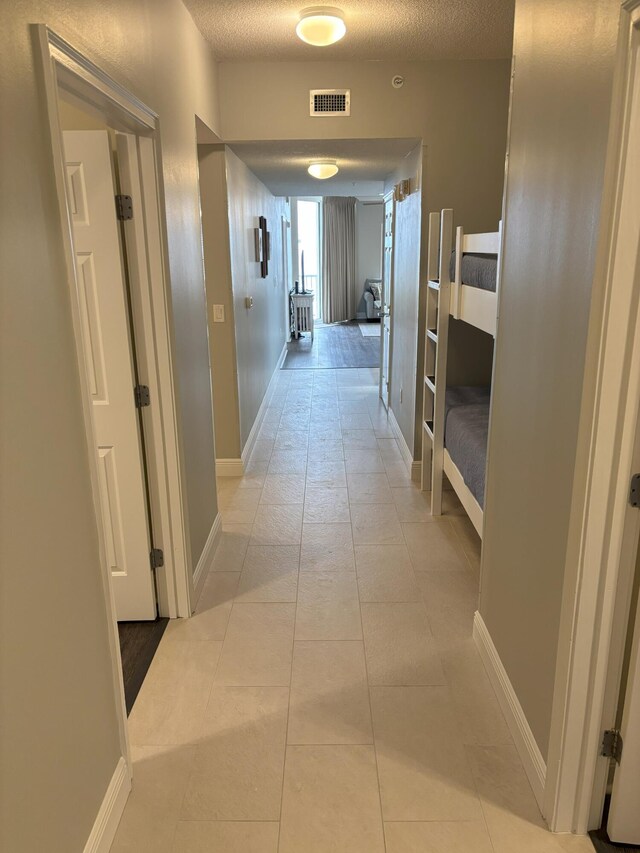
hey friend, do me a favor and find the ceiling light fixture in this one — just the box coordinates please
[296,7,346,47]
[308,160,339,179]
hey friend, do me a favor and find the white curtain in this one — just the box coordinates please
[322,197,357,324]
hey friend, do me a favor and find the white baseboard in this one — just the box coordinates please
[193,513,222,604]
[241,343,287,469]
[387,406,415,474]
[216,458,244,477]
[83,756,130,853]
[473,611,547,808]
[411,460,422,482]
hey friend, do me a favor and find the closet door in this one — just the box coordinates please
[64,130,156,621]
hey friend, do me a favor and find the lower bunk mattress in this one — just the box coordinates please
[444,387,491,509]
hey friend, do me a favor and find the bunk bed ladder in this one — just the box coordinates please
[430,209,453,515]
[421,212,440,490]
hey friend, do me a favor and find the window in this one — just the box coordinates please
[296,198,322,320]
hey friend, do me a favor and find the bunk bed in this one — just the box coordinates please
[421,208,502,538]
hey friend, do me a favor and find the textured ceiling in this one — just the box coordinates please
[183,0,514,62]
[229,137,420,196]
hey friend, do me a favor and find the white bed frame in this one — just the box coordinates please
[451,225,501,337]
[421,209,502,538]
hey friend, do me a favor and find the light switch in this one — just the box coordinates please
[212,304,225,323]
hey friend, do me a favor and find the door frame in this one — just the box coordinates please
[282,213,293,342]
[35,24,194,761]
[295,196,323,319]
[380,190,395,407]
[544,0,640,833]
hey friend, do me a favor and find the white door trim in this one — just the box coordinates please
[544,1,640,833]
[34,24,194,805]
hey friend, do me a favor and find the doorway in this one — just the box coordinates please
[39,27,192,733]
[61,118,171,710]
[296,197,322,320]
[543,4,640,841]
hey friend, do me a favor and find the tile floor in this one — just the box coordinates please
[113,366,594,852]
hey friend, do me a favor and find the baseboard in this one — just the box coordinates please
[387,407,415,474]
[410,460,422,482]
[216,458,244,477]
[241,342,287,469]
[473,611,547,809]
[193,513,222,604]
[83,756,130,853]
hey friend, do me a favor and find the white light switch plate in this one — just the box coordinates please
[213,304,225,323]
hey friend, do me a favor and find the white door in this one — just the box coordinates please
[608,580,640,843]
[64,130,157,621]
[380,194,394,408]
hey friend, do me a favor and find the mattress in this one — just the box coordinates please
[444,387,491,508]
[449,252,498,293]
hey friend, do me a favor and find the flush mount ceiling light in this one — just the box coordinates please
[296,7,346,47]
[308,160,339,179]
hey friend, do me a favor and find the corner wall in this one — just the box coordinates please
[198,145,242,460]
[220,149,289,454]
[480,0,621,760]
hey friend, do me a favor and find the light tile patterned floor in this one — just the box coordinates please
[113,366,594,852]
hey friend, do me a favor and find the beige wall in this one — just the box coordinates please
[224,149,289,449]
[355,201,384,317]
[385,146,423,452]
[218,60,509,238]
[480,0,621,759]
[1,2,220,849]
[217,60,510,453]
[198,145,242,459]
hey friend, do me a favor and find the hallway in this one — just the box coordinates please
[112,366,591,852]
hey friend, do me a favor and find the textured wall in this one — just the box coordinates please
[480,0,620,759]
[1,2,220,850]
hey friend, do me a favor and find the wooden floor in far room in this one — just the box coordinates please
[284,320,381,369]
[118,618,168,714]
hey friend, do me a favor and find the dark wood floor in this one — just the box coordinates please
[588,798,639,852]
[589,828,638,851]
[118,618,168,714]
[284,320,381,369]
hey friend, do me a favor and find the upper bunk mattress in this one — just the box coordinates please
[445,387,491,508]
[449,252,498,293]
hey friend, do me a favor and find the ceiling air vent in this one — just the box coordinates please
[310,89,351,117]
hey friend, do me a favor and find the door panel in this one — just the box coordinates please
[64,130,156,621]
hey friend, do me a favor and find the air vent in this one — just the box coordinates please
[310,89,351,117]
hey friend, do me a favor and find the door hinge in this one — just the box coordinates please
[115,194,133,221]
[134,384,151,408]
[150,548,164,570]
[601,729,623,763]
[629,474,640,507]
